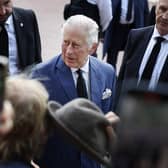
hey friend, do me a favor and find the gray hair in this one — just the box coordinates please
[62,15,99,48]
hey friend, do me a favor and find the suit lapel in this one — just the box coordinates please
[159,53,168,82]
[12,8,25,66]
[126,27,154,79]
[89,58,103,105]
[56,57,77,100]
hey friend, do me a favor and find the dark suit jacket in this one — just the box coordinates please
[103,0,149,57]
[116,26,168,110]
[12,7,42,70]
[32,55,116,168]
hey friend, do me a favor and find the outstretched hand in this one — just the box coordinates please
[105,111,120,125]
[105,111,120,146]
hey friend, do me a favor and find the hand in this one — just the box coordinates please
[0,101,14,136]
[105,112,120,147]
[105,111,120,125]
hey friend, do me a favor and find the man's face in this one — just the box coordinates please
[156,0,168,35]
[0,0,13,24]
[61,26,91,68]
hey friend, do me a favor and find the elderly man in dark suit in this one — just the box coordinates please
[31,15,116,168]
[0,0,41,75]
[103,0,149,68]
[116,0,168,109]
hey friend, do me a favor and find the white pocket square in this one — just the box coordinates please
[102,88,112,100]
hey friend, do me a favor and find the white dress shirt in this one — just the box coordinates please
[71,56,90,99]
[5,15,20,75]
[87,0,113,31]
[138,26,168,90]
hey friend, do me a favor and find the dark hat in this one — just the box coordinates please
[47,98,115,167]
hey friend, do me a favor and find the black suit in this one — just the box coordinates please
[12,7,42,71]
[115,26,168,110]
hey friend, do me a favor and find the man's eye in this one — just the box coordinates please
[64,41,69,45]
[73,44,80,48]
[4,0,10,5]
[159,7,167,12]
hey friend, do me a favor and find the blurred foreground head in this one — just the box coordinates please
[114,89,168,168]
[0,76,49,162]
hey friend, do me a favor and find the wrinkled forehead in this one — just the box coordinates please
[62,24,88,43]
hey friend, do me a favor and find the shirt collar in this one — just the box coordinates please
[3,15,13,28]
[71,56,90,73]
[153,26,168,41]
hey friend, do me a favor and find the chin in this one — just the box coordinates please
[65,62,75,68]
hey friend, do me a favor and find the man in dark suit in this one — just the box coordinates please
[103,0,149,68]
[0,0,41,75]
[116,0,168,109]
[31,15,116,168]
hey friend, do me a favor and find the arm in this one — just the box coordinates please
[96,0,113,32]
[114,31,134,111]
[31,10,42,63]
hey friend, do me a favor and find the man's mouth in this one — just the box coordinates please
[160,19,168,25]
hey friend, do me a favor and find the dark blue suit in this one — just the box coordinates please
[103,0,149,67]
[32,55,116,168]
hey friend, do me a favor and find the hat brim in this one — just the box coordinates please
[47,101,112,167]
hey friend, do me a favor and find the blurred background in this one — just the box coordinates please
[14,0,158,64]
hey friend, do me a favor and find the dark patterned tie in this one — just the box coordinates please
[76,69,88,98]
[0,24,8,57]
[141,37,165,81]
[126,0,133,21]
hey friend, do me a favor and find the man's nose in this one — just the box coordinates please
[66,44,73,54]
[162,11,168,19]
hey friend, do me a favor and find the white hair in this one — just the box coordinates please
[62,15,99,48]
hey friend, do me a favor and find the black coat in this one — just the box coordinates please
[12,7,42,70]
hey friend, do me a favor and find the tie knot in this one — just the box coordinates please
[156,37,165,43]
[0,23,5,28]
[0,24,6,32]
[77,69,82,75]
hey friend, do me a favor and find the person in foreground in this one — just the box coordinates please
[0,77,48,168]
[31,14,116,168]
[0,76,119,168]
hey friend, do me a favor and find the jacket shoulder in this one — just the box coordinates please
[32,56,60,74]
[130,26,154,36]
[13,7,34,15]
[13,7,36,21]
[90,56,115,74]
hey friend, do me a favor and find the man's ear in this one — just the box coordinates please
[88,43,98,55]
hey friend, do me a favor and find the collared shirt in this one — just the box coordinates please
[120,0,134,24]
[5,15,20,75]
[87,0,113,31]
[138,26,168,90]
[71,56,90,98]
